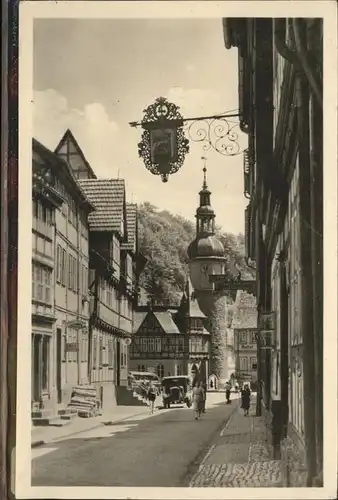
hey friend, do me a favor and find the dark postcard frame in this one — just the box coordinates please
[1,0,18,499]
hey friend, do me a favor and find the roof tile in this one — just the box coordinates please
[121,203,137,251]
[78,179,125,232]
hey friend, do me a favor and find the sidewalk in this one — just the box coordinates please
[31,404,152,448]
[190,397,283,487]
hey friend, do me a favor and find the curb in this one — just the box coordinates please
[31,440,46,448]
[31,408,151,449]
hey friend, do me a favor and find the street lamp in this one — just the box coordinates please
[130,96,244,182]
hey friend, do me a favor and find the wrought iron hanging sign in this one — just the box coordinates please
[130,97,244,182]
[130,97,189,183]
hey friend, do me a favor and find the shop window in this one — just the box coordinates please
[41,337,50,391]
[108,341,114,368]
[137,364,146,372]
[120,345,127,367]
[156,364,164,378]
[99,338,103,367]
[92,336,97,369]
[176,365,183,376]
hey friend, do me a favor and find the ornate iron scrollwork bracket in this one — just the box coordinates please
[182,112,243,157]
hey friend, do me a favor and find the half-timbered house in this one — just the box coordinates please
[78,179,145,409]
[130,279,211,381]
[223,17,323,486]
[32,138,95,418]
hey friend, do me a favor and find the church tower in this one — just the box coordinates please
[187,164,228,383]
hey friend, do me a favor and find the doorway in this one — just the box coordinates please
[116,340,121,386]
[56,328,62,403]
[32,335,41,402]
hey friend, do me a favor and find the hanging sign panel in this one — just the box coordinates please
[150,128,177,165]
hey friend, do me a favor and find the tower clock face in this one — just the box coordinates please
[201,264,209,276]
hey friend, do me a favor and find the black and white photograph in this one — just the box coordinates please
[16,1,336,498]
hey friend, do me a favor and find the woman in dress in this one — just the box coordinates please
[192,381,205,420]
[147,382,157,415]
[241,383,251,416]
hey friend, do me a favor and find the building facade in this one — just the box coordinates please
[32,130,146,415]
[224,18,323,486]
[32,141,63,410]
[79,180,143,409]
[130,279,211,380]
[32,139,95,411]
[232,290,258,385]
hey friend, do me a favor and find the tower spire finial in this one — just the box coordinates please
[201,156,208,189]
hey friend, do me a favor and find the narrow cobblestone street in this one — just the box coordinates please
[190,396,283,487]
[32,393,238,487]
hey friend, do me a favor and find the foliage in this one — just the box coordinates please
[137,202,254,305]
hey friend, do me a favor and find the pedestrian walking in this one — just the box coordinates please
[147,382,157,415]
[192,381,205,420]
[241,383,251,416]
[201,382,207,413]
[225,381,231,404]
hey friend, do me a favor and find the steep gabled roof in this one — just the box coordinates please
[179,277,206,319]
[153,312,181,334]
[133,310,181,335]
[54,129,97,179]
[33,138,95,212]
[132,311,147,333]
[121,203,137,251]
[78,178,125,233]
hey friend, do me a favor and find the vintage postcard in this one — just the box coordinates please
[14,1,337,499]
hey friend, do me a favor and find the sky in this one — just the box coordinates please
[33,18,248,235]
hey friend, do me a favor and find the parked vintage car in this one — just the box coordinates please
[128,371,161,396]
[161,375,192,409]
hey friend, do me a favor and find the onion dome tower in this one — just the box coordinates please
[187,165,226,291]
[187,162,228,383]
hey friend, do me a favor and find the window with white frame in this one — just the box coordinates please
[112,236,120,267]
[239,356,248,373]
[239,331,247,344]
[61,248,67,286]
[106,281,112,308]
[32,264,52,304]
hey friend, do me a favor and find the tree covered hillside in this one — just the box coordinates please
[137,202,254,305]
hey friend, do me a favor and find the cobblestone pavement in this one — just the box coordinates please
[190,398,283,487]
